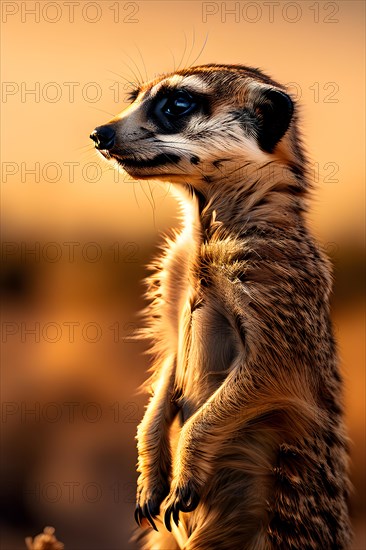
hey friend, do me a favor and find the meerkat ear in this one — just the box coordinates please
[254,88,293,153]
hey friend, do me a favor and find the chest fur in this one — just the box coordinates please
[155,232,240,415]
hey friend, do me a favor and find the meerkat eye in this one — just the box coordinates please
[164,91,196,117]
[156,90,197,119]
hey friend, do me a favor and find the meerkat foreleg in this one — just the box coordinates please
[135,354,178,530]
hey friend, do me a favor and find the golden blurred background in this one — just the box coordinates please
[1,1,364,548]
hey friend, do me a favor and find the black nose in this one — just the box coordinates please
[90,125,115,150]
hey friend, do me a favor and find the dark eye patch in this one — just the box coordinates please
[147,87,211,134]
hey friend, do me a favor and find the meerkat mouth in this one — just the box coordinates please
[114,153,181,169]
[99,149,181,170]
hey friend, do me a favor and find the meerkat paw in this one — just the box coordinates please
[163,478,200,532]
[135,476,170,531]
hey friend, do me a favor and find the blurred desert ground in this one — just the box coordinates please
[1,1,365,549]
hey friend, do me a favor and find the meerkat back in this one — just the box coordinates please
[91,64,352,550]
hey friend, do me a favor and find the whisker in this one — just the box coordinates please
[75,144,94,151]
[140,180,156,219]
[124,50,145,86]
[135,44,149,82]
[185,27,196,69]
[168,47,176,73]
[176,32,188,72]
[107,69,137,89]
[112,58,141,90]
[79,150,98,162]
[160,180,172,203]
[147,181,157,228]
[189,33,209,68]
[132,180,141,210]
[88,105,115,117]
[152,142,194,153]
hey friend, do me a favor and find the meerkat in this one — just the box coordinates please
[90,64,352,550]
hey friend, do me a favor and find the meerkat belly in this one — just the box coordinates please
[177,300,240,421]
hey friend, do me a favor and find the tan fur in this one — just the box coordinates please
[92,64,352,549]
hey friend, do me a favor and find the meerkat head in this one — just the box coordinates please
[90,64,305,191]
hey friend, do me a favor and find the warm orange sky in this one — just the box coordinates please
[1,0,365,245]
[1,5,365,547]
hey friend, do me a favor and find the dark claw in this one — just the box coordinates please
[147,497,161,518]
[164,483,200,532]
[164,504,173,532]
[173,503,180,527]
[180,485,200,512]
[134,504,142,527]
[143,502,158,531]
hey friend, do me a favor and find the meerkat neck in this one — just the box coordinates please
[173,162,308,241]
